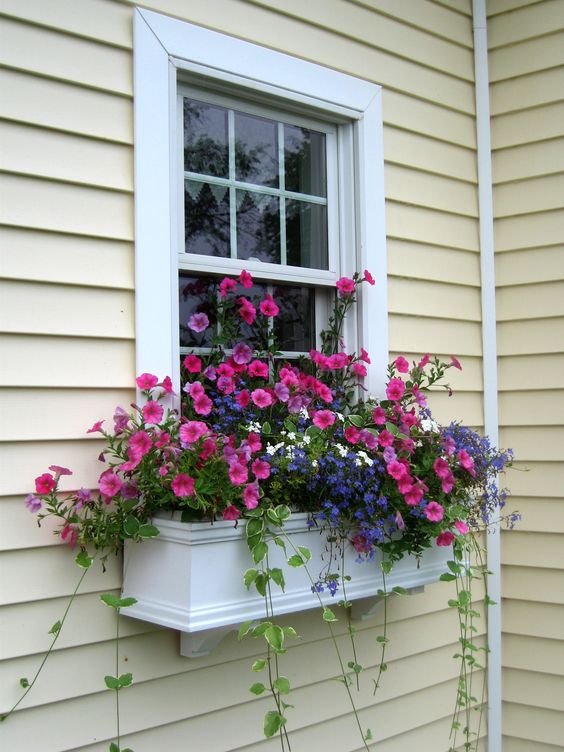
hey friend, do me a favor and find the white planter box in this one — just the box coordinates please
[121,513,450,656]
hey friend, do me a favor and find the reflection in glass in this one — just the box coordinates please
[235,112,278,188]
[178,275,217,348]
[185,181,230,257]
[236,191,280,263]
[184,99,228,177]
[273,286,315,352]
[286,200,328,270]
[284,125,326,197]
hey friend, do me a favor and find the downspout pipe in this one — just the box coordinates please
[472,2,502,751]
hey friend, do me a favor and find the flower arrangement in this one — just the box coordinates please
[5,270,515,752]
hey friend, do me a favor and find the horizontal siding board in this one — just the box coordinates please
[502,566,564,605]
[0,335,134,387]
[497,318,564,356]
[488,0,564,49]
[504,634,564,676]
[503,737,564,752]
[0,174,133,240]
[491,102,564,150]
[389,315,483,357]
[384,126,477,182]
[388,240,481,286]
[502,532,564,570]
[502,461,564,498]
[493,173,564,217]
[499,390,564,426]
[0,0,133,48]
[424,390,483,426]
[385,163,478,217]
[0,228,134,289]
[383,89,476,148]
[488,0,546,14]
[494,210,564,252]
[493,138,564,184]
[389,351,483,391]
[0,121,133,192]
[0,281,135,339]
[502,498,564,533]
[386,202,479,251]
[389,277,481,321]
[503,668,564,711]
[497,280,564,320]
[490,67,564,116]
[0,389,133,442]
[489,31,564,82]
[0,68,132,143]
[503,702,564,747]
[499,426,564,462]
[503,600,564,640]
[498,354,564,390]
[246,0,475,80]
[0,16,132,96]
[495,246,564,286]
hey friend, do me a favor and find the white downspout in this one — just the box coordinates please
[472,3,502,751]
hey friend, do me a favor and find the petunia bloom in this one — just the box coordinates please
[171,473,195,497]
[259,294,279,317]
[35,473,55,495]
[25,494,42,513]
[136,373,159,391]
[386,378,405,401]
[436,531,455,547]
[223,505,240,520]
[454,520,469,535]
[239,269,253,288]
[424,501,444,522]
[313,410,336,429]
[363,269,375,285]
[142,401,164,425]
[99,470,122,498]
[336,276,355,296]
[87,420,105,434]
[188,312,209,333]
[394,356,409,374]
[251,389,273,408]
[183,354,202,373]
[232,342,253,365]
[251,459,270,480]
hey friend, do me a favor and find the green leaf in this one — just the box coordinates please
[262,421,271,435]
[385,422,398,436]
[252,659,267,672]
[266,509,280,525]
[246,518,264,539]
[251,622,271,638]
[381,560,393,575]
[118,673,133,688]
[376,635,388,644]
[19,678,29,688]
[104,675,121,690]
[392,586,408,596]
[75,551,93,569]
[347,661,363,674]
[484,595,497,606]
[238,621,253,640]
[100,593,120,609]
[283,626,299,639]
[254,573,267,597]
[264,710,286,738]
[275,505,291,521]
[323,607,337,623]
[348,414,364,428]
[273,676,290,694]
[458,590,471,606]
[287,554,304,567]
[305,425,321,438]
[138,524,159,538]
[448,599,460,608]
[48,620,62,636]
[440,573,457,582]
[124,515,140,536]
[244,568,258,590]
[297,546,311,562]
[265,624,285,653]
[117,597,137,609]
[250,682,266,695]
[284,420,297,434]
[447,560,462,574]
[252,541,268,564]
[109,743,120,752]
[269,567,285,591]
[273,536,286,552]
[365,729,373,741]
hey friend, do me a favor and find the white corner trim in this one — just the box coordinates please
[472,2,502,751]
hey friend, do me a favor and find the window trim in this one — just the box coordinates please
[134,8,388,400]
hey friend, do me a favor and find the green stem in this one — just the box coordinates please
[372,563,388,697]
[115,606,121,748]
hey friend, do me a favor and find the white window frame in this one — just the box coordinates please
[133,8,388,400]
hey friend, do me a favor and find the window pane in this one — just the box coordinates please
[178,275,217,348]
[286,200,328,270]
[236,190,280,263]
[273,285,315,352]
[184,99,228,178]
[235,111,278,188]
[185,181,231,257]
[284,125,326,197]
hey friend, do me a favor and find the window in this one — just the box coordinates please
[134,9,388,399]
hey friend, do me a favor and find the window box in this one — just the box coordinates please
[121,513,450,656]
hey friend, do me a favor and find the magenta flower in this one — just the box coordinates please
[441,474,455,494]
[386,378,405,401]
[372,406,386,425]
[129,430,152,458]
[25,494,42,513]
[251,459,270,480]
[433,457,451,480]
[360,429,378,450]
[236,389,251,408]
[61,524,78,547]
[113,406,130,434]
[418,353,430,368]
[360,347,371,364]
[363,269,375,285]
[248,360,269,378]
[344,426,361,444]
[35,473,55,495]
[450,355,462,370]
[159,376,174,394]
[223,505,240,520]
[142,401,164,425]
[378,430,394,447]
[99,470,122,498]
[425,501,444,522]
[274,382,290,402]
[238,297,257,325]
[404,486,424,506]
[219,277,237,298]
[217,376,235,395]
[436,531,455,547]
[259,294,279,317]
[458,449,476,476]
[232,342,253,365]
[247,433,262,453]
[87,420,105,434]
[395,510,405,530]
[316,383,333,403]
[353,363,367,378]
[188,312,209,333]
[136,373,158,391]
[180,421,208,444]
[239,269,253,288]
[243,483,260,510]
[229,462,248,486]
[454,520,470,535]
[394,356,409,374]
[183,354,202,373]
[352,534,371,553]
[75,488,92,509]
[312,410,336,430]
[203,366,217,381]
[171,473,195,497]
[387,460,407,480]
[193,393,213,415]
[327,352,348,370]
[412,384,427,407]
[48,465,72,477]
[251,389,273,408]
[336,276,355,296]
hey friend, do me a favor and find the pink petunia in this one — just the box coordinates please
[142,401,164,425]
[25,494,42,513]
[352,534,372,554]
[203,366,217,381]
[386,378,405,402]
[394,356,409,374]
[248,360,269,379]
[155,431,170,448]
[251,389,273,408]
[363,269,375,285]
[239,269,253,288]
[441,474,455,494]
[193,394,213,415]
[412,384,427,407]
[136,373,159,391]
[251,459,270,480]
[232,342,253,365]
[360,429,378,450]
[159,376,174,394]
[171,473,195,497]
[274,382,290,402]
[223,505,240,521]
[87,420,105,434]
[424,501,444,522]
[404,486,424,506]
[458,449,476,476]
[180,421,208,444]
[316,383,333,403]
[372,406,386,425]
[418,354,430,368]
[217,363,234,378]
[217,376,235,395]
[344,426,361,444]
[129,430,152,457]
[450,355,462,370]
[387,460,407,480]
[229,462,248,486]
[259,294,279,317]
[219,277,237,298]
[35,473,55,495]
[313,410,336,430]
[353,363,367,378]
[61,524,78,547]
[378,430,394,447]
[113,406,130,434]
[454,520,470,535]
[336,276,355,296]
[238,297,257,325]
[199,438,218,461]
[183,354,202,373]
[433,457,451,480]
[436,531,455,547]
[49,465,72,477]
[188,312,209,333]
[236,389,251,408]
[395,510,405,530]
[360,347,371,364]
[247,433,262,453]
[99,470,122,498]
[327,352,348,370]
[243,483,260,509]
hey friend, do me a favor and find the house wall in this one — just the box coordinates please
[487,0,564,749]
[0,0,489,749]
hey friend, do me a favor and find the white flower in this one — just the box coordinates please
[420,417,438,432]
[336,412,345,422]
[357,451,374,467]
[266,443,277,455]
[245,421,262,433]
[311,459,318,468]
[302,435,311,445]
[287,432,296,441]
[299,407,309,419]
[336,444,348,457]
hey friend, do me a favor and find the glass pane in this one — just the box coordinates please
[235,111,278,187]
[286,200,328,270]
[236,190,280,263]
[284,125,326,197]
[185,180,231,257]
[273,285,315,352]
[178,275,217,348]
[184,99,228,178]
